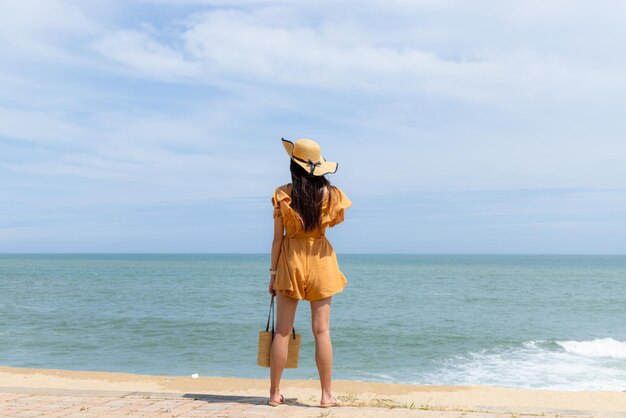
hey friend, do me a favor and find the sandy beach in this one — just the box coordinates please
[1,366,624,417]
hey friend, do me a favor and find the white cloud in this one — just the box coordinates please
[0,0,98,37]
[0,107,89,145]
[0,0,103,61]
[91,8,498,100]
[88,3,626,106]
[92,30,199,80]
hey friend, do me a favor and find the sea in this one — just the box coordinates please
[1,254,625,391]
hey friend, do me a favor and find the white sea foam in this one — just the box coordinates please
[556,338,626,359]
[420,338,626,391]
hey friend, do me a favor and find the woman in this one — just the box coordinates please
[268,137,352,408]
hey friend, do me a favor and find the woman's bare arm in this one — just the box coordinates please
[269,215,285,295]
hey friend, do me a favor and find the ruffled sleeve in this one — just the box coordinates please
[271,186,290,218]
[271,189,285,219]
[323,186,352,228]
[271,185,302,234]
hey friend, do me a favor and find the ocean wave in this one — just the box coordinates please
[420,338,626,391]
[556,338,626,359]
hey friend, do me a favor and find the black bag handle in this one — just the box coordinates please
[265,295,296,339]
[265,295,275,333]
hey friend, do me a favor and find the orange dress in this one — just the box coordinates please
[271,183,352,301]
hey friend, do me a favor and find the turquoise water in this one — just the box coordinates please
[1,254,625,391]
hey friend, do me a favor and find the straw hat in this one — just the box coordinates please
[281,137,338,176]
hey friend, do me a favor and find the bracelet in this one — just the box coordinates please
[269,269,277,275]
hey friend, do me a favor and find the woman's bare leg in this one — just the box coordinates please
[310,296,337,405]
[269,292,299,403]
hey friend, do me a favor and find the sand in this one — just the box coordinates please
[1,365,625,417]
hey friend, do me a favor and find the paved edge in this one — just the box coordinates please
[2,387,623,418]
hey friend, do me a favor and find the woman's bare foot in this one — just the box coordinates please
[268,393,285,406]
[320,394,338,407]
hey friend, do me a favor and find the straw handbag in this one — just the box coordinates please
[257,295,301,368]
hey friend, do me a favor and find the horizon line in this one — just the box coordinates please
[1,252,625,256]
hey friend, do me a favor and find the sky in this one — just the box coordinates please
[1,0,625,254]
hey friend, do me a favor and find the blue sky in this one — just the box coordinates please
[1,0,625,253]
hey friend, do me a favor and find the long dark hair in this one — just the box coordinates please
[290,159,332,231]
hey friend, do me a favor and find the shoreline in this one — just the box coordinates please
[1,366,625,417]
